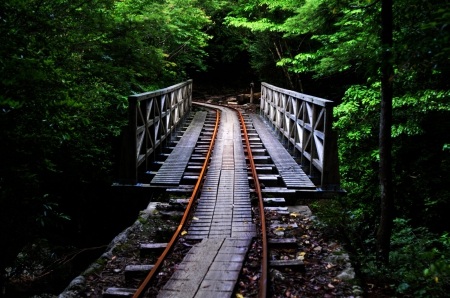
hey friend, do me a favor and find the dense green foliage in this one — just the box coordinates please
[1,0,449,295]
[227,0,450,295]
[0,0,211,291]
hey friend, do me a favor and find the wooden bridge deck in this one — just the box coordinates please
[185,106,255,240]
[150,112,207,186]
[158,238,252,298]
[158,105,255,297]
[133,106,318,298]
[250,114,316,190]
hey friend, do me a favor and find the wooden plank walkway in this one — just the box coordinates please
[157,238,252,298]
[186,107,255,240]
[158,106,254,298]
[155,107,316,298]
[250,114,316,189]
[150,112,207,186]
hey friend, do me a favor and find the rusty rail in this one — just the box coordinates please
[232,106,268,298]
[132,106,220,297]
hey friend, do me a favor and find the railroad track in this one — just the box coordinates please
[95,103,331,298]
[130,103,269,297]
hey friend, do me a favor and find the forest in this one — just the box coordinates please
[1,0,449,296]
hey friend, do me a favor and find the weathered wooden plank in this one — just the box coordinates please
[264,206,288,211]
[268,238,298,249]
[269,259,305,271]
[270,223,298,229]
[198,280,235,292]
[124,265,154,280]
[103,288,136,297]
[263,197,286,206]
[140,243,167,256]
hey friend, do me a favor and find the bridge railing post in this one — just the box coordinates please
[321,105,340,191]
[118,97,138,184]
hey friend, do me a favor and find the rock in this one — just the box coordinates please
[287,205,312,217]
[274,230,285,237]
[336,266,355,281]
[101,251,114,260]
[58,276,86,298]
[327,242,337,248]
[324,251,350,263]
[270,269,285,281]
[325,251,355,281]
[156,202,171,210]
[352,285,364,295]
[82,262,103,276]
[143,203,161,217]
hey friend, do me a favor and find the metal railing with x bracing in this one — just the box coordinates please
[119,80,193,184]
[260,82,340,191]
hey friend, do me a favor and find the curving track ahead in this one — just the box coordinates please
[131,103,268,298]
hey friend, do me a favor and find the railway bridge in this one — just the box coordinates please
[118,79,341,193]
[87,80,346,297]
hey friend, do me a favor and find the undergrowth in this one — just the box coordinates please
[310,200,450,297]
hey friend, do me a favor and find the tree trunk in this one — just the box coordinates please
[284,40,304,92]
[273,41,295,90]
[377,0,394,264]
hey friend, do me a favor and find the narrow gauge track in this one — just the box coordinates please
[131,103,268,298]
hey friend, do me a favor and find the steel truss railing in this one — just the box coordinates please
[119,80,192,184]
[260,82,340,190]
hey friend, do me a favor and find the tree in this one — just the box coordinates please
[0,0,212,292]
[226,0,450,284]
[377,0,394,264]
